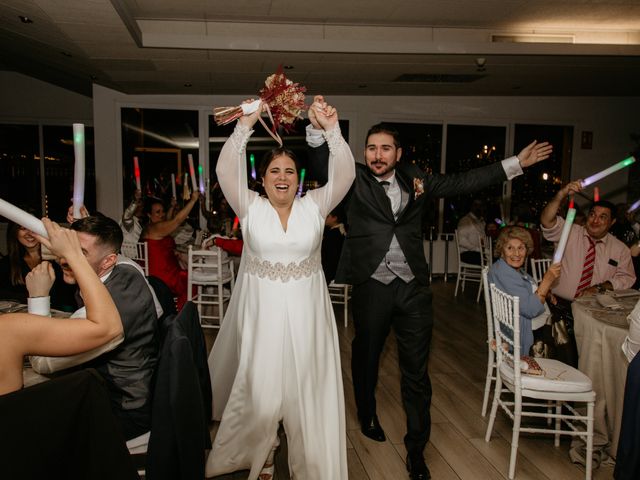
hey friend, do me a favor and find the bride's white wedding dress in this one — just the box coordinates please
[205,122,354,480]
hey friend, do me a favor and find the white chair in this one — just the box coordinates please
[328,282,352,327]
[187,245,235,329]
[530,257,552,284]
[454,231,491,302]
[484,282,596,480]
[121,241,149,276]
[480,266,496,417]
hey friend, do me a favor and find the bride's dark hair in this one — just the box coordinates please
[259,147,301,180]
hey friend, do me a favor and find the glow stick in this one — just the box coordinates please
[568,194,574,209]
[188,154,198,192]
[72,123,85,219]
[628,199,640,213]
[171,173,176,198]
[594,187,600,202]
[133,156,141,191]
[198,164,205,194]
[250,153,256,180]
[581,156,636,187]
[232,216,239,231]
[297,168,306,197]
[494,218,504,227]
[183,173,190,200]
[205,178,211,210]
[0,198,47,238]
[553,208,577,264]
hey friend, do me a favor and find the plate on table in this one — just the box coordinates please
[610,289,640,299]
[592,309,630,328]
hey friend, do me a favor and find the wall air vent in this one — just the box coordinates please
[394,74,486,83]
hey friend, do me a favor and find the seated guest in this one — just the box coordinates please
[488,226,561,355]
[142,192,199,309]
[120,188,145,244]
[457,198,486,264]
[542,183,635,297]
[28,215,161,440]
[321,208,347,284]
[540,180,636,365]
[0,221,76,310]
[0,218,123,396]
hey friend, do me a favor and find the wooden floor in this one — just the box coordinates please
[205,280,614,479]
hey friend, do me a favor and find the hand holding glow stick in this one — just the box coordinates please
[188,154,198,192]
[72,123,85,219]
[133,156,141,191]
[553,208,577,264]
[171,173,176,198]
[581,156,636,187]
[0,198,47,237]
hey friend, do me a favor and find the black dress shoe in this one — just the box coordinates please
[406,454,431,480]
[359,415,386,442]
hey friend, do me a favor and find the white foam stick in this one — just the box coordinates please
[553,208,577,264]
[581,156,636,187]
[0,198,47,238]
[188,154,198,192]
[72,124,85,219]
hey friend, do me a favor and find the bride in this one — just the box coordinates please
[205,97,354,480]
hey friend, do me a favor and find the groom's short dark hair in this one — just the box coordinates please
[366,123,401,149]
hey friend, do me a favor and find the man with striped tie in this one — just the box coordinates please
[540,180,636,365]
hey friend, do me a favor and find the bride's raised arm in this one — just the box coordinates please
[215,100,262,219]
[306,98,355,217]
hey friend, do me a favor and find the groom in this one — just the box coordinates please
[307,97,552,480]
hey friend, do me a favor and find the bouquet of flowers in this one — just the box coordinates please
[213,66,307,145]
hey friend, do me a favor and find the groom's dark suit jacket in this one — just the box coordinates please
[309,143,508,286]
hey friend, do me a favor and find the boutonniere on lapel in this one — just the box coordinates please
[413,178,424,199]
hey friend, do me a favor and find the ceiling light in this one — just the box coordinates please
[18,16,33,24]
[492,33,574,44]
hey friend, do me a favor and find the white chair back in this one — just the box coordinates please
[480,266,496,417]
[328,282,352,327]
[489,282,521,386]
[121,241,149,276]
[187,245,235,329]
[454,229,484,302]
[530,258,552,284]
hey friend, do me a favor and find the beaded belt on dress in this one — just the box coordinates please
[246,253,320,282]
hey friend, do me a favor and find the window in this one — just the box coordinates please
[121,107,199,217]
[443,124,506,233]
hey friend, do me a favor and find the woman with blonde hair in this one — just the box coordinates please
[488,226,561,354]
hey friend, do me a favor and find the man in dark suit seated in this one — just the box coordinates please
[26,215,162,440]
[307,96,552,479]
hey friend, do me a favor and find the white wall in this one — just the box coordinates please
[93,84,640,220]
[0,71,92,124]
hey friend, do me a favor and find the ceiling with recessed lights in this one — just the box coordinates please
[0,0,639,97]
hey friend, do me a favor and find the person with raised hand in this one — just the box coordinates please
[0,218,123,396]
